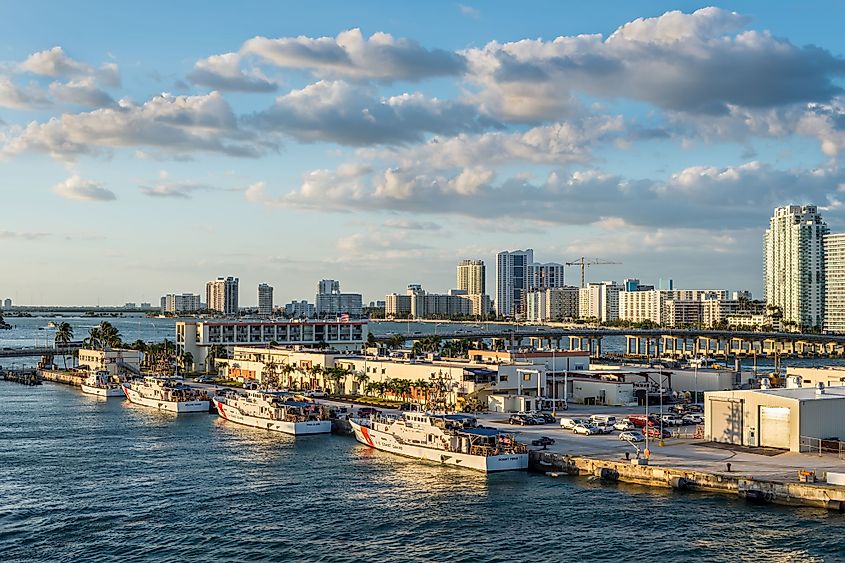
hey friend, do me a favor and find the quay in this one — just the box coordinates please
[1,368,41,386]
[37,369,85,387]
[529,449,845,511]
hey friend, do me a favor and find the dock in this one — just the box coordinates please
[1,368,41,386]
[37,369,85,387]
[530,450,845,511]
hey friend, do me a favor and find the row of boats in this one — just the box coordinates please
[78,371,529,473]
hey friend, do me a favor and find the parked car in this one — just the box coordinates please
[589,415,617,427]
[628,414,659,428]
[669,404,687,414]
[306,389,327,398]
[539,413,557,424]
[509,414,529,425]
[644,427,672,439]
[682,414,704,425]
[523,411,547,425]
[560,417,588,430]
[573,423,601,436]
[661,414,684,427]
[358,407,381,417]
[531,436,556,447]
[593,421,615,434]
[619,431,645,443]
[686,404,704,413]
[614,420,636,431]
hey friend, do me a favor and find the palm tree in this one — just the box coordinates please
[97,321,122,349]
[54,322,73,370]
[85,326,102,349]
[262,358,281,389]
[386,334,406,350]
[353,371,370,395]
[325,366,346,395]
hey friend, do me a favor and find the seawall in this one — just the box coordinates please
[38,369,85,387]
[530,451,845,511]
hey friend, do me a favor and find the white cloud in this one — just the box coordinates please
[462,7,845,122]
[241,28,466,81]
[139,181,218,199]
[53,175,116,202]
[250,80,499,145]
[2,91,266,160]
[188,52,277,92]
[0,76,50,109]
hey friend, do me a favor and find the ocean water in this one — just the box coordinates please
[2,381,845,562]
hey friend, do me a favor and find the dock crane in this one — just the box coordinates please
[565,257,621,288]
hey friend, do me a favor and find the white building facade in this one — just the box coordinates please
[161,293,201,314]
[206,276,239,315]
[457,259,486,295]
[824,233,845,333]
[764,205,828,329]
[315,279,363,317]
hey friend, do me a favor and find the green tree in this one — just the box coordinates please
[54,322,74,370]
[353,371,369,395]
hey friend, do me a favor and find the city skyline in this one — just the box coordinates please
[4,2,845,305]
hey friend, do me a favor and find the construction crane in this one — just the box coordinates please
[565,257,622,288]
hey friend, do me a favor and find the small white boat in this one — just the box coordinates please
[350,412,528,473]
[122,376,210,413]
[81,370,124,398]
[213,390,331,435]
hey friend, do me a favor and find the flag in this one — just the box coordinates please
[339,313,350,322]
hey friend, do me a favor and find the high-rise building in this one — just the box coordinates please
[258,283,274,316]
[496,249,565,318]
[579,281,622,322]
[457,259,486,295]
[161,293,201,313]
[315,279,362,317]
[764,205,828,329]
[206,276,239,315]
[284,300,315,318]
[526,287,579,322]
[824,234,845,333]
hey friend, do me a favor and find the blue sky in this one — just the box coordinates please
[2,1,845,306]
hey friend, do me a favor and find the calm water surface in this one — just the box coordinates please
[2,381,845,562]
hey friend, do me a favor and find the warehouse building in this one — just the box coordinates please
[705,385,845,451]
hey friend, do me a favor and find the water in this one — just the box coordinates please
[2,382,845,562]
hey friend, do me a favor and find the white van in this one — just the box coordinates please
[560,417,587,430]
[589,414,617,427]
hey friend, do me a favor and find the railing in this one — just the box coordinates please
[799,436,845,459]
[670,425,704,439]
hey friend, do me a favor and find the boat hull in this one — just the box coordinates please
[213,398,331,435]
[81,384,124,398]
[122,384,209,413]
[349,419,527,473]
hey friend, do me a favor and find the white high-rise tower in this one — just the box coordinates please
[764,205,827,329]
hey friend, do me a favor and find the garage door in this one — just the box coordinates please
[760,406,791,449]
[710,399,743,445]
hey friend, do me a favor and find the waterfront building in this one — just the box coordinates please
[526,287,579,322]
[77,348,143,376]
[764,205,828,329]
[385,292,412,318]
[140,302,153,310]
[315,279,362,317]
[705,385,845,452]
[578,281,621,322]
[824,233,845,333]
[496,249,566,318]
[618,289,665,324]
[2,298,10,309]
[457,259,486,295]
[124,302,136,309]
[161,293,201,314]
[725,312,780,331]
[258,283,274,316]
[206,276,239,315]
[176,319,367,372]
[385,284,488,319]
[284,300,315,318]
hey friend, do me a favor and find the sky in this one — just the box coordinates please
[3,1,845,306]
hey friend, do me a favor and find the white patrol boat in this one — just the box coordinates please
[122,377,210,413]
[81,370,125,398]
[349,412,528,473]
[212,390,331,435]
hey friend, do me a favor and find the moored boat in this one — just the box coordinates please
[81,370,124,398]
[122,376,210,413]
[213,390,331,435]
[349,412,528,472]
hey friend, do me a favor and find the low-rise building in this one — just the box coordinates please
[284,300,315,318]
[161,293,201,314]
[177,319,367,372]
[705,385,845,451]
[77,348,143,376]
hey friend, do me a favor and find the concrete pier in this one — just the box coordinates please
[38,369,85,387]
[530,451,845,511]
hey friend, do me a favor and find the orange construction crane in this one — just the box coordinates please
[565,257,621,288]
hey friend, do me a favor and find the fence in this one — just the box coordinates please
[670,425,704,439]
[800,436,845,459]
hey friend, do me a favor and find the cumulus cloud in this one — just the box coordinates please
[241,28,466,81]
[49,78,115,108]
[2,91,266,160]
[188,52,277,92]
[19,46,120,87]
[246,158,845,231]
[463,7,845,121]
[0,76,50,109]
[53,175,116,202]
[250,80,499,145]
